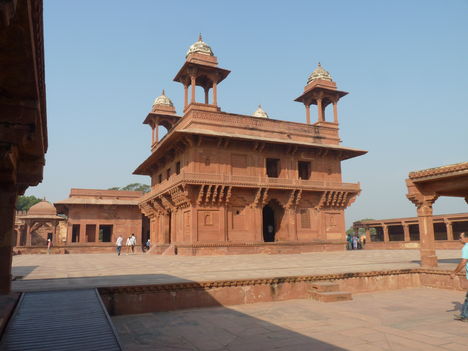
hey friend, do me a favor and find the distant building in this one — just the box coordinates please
[14,189,149,253]
[134,36,366,255]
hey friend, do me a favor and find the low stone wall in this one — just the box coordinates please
[155,241,345,256]
[98,269,465,316]
[365,241,460,250]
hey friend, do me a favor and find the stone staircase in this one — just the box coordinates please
[310,281,352,302]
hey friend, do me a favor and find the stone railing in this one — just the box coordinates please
[141,172,360,203]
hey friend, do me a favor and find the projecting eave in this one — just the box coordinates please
[143,112,182,125]
[177,129,367,160]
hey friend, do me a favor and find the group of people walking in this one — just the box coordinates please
[115,234,151,255]
[115,234,137,256]
[346,233,366,250]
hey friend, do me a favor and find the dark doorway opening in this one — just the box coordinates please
[47,233,53,241]
[99,225,113,242]
[263,205,275,242]
[72,224,80,242]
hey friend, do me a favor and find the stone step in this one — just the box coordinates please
[311,281,340,292]
[312,291,353,303]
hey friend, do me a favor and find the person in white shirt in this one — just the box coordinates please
[130,234,136,254]
[125,236,132,255]
[451,232,468,321]
[115,235,123,256]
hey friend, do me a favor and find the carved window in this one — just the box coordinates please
[300,209,311,229]
[176,161,181,175]
[166,168,171,180]
[205,157,210,167]
[298,161,311,180]
[266,158,280,178]
[158,174,162,184]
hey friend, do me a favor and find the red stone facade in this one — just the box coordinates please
[135,38,366,255]
[54,189,148,251]
[0,0,47,293]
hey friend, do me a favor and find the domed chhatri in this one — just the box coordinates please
[152,89,174,107]
[186,33,214,58]
[252,105,269,118]
[307,62,333,84]
[28,200,57,216]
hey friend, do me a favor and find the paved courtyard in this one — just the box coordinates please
[12,250,461,292]
[113,287,468,351]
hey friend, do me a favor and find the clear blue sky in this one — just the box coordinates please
[30,0,468,227]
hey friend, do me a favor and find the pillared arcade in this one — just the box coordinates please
[134,36,367,255]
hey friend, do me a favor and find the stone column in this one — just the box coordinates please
[305,105,311,124]
[383,225,389,243]
[26,221,32,246]
[403,223,410,242]
[155,125,159,144]
[445,220,454,240]
[416,198,438,267]
[0,185,17,294]
[332,101,338,123]
[190,75,196,103]
[212,81,217,106]
[317,98,324,122]
[204,88,209,104]
[184,84,188,108]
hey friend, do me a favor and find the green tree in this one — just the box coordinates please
[16,195,42,211]
[346,218,376,236]
[108,183,150,193]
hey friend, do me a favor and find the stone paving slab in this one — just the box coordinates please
[12,250,461,292]
[112,287,468,351]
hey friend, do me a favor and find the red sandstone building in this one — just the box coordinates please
[353,212,468,250]
[134,36,366,255]
[54,189,148,252]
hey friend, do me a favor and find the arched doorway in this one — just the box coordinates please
[263,205,275,242]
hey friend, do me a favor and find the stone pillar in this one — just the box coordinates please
[332,101,338,123]
[184,84,188,108]
[383,225,389,243]
[317,98,324,122]
[26,222,32,246]
[155,125,159,144]
[204,88,209,104]
[305,105,311,124]
[403,223,410,241]
[190,76,196,103]
[0,185,17,294]
[416,199,438,267]
[287,208,298,241]
[212,81,217,106]
[445,220,454,240]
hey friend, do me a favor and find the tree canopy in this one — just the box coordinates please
[108,183,150,193]
[16,195,42,211]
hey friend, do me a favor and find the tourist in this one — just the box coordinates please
[145,238,151,252]
[125,236,132,255]
[450,232,468,322]
[361,233,367,248]
[352,235,359,250]
[130,233,136,254]
[47,238,52,254]
[116,235,123,256]
[346,234,352,250]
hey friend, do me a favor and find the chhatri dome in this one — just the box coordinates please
[252,105,269,118]
[28,200,57,216]
[186,34,214,58]
[307,63,333,84]
[152,89,174,107]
